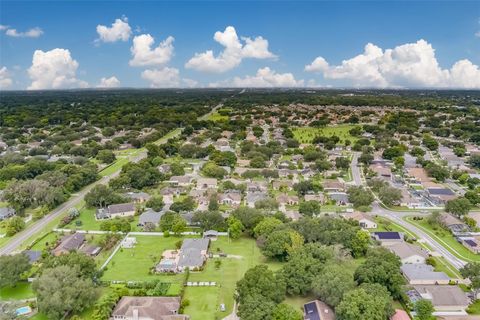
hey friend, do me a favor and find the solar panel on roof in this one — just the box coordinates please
[465,239,478,247]
[427,188,455,195]
[374,232,401,239]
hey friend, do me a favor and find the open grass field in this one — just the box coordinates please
[405,216,480,262]
[292,124,359,144]
[101,235,187,287]
[0,282,35,301]
[207,112,229,122]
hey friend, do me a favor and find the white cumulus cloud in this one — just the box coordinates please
[27,48,88,90]
[185,26,276,73]
[211,67,303,87]
[130,34,175,67]
[141,68,199,88]
[141,67,180,87]
[97,76,120,88]
[0,67,13,89]
[96,17,132,43]
[305,39,480,88]
[4,27,43,38]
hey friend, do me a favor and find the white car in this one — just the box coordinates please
[220,304,226,312]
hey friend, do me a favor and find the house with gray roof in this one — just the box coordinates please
[178,238,210,271]
[0,207,16,221]
[389,242,429,264]
[23,250,42,264]
[138,208,164,228]
[401,263,450,285]
[52,233,85,256]
[96,203,136,220]
[410,285,470,313]
[124,191,151,203]
[246,192,268,208]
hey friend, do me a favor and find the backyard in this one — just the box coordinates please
[101,234,187,289]
[184,236,282,319]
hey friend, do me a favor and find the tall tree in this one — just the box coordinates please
[33,266,98,320]
[312,264,356,308]
[0,253,31,287]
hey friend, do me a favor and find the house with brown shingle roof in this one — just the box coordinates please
[111,296,188,320]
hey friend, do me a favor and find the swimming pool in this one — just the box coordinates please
[16,306,32,316]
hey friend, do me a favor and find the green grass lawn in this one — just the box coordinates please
[101,235,187,286]
[467,300,480,315]
[292,125,359,144]
[405,216,480,262]
[184,237,282,320]
[0,282,35,300]
[99,156,130,177]
[64,206,141,232]
[207,112,229,122]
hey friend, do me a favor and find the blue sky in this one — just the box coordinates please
[1,1,479,89]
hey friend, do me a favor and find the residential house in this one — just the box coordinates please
[247,182,268,193]
[0,207,16,221]
[124,191,151,203]
[157,164,171,174]
[111,296,188,320]
[276,194,299,206]
[391,309,411,320]
[177,238,210,272]
[327,192,349,205]
[96,203,136,220]
[278,169,297,178]
[303,300,335,320]
[52,233,85,256]
[409,285,470,313]
[237,159,251,167]
[389,242,429,264]
[427,188,457,204]
[168,175,194,187]
[343,212,377,229]
[401,264,450,285]
[459,237,480,254]
[370,164,392,180]
[372,232,404,246]
[439,214,469,234]
[196,178,218,190]
[218,191,242,207]
[23,250,42,264]
[138,209,164,228]
[323,180,345,192]
[246,192,269,208]
[304,194,325,203]
[272,180,294,191]
[203,230,219,241]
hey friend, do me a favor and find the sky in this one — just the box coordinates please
[0,1,479,90]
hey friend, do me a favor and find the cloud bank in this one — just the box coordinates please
[305,39,480,88]
[210,67,303,87]
[97,76,120,88]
